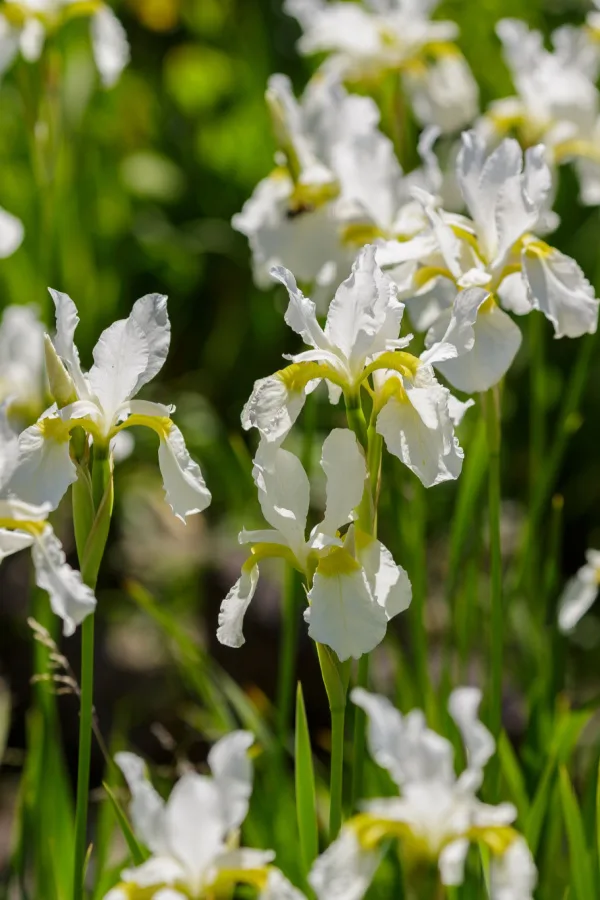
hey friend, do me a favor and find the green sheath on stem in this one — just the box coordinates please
[317,642,350,840]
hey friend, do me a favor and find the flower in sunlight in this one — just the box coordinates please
[105,731,306,900]
[0,404,95,635]
[386,130,599,393]
[558,548,600,633]
[217,428,411,661]
[0,0,130,87]
[283,0,478,133]
[309,687,537,900]
[9,289,211,522]
[0,205,24,258]
[242,244,469,487]
[0,304,46,423]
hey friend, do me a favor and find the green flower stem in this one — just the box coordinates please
[350,653,369,807]
[276,566,300,743]
[317,643,350,840]
[482,388,503,759]
[72,444,114,900]
[528,313,545,607]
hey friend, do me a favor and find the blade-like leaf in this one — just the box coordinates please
[295,683,319,878]
[498,730,529,824]
[102,782,146,866]
[559,766,595,900]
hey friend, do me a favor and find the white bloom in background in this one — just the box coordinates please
[388,130,599,392]
[0,404,95,635]
[284,0,478,133]
[242,245,468,487]
[0,0,130,87]
[558,549,600,633]
[9,289,211,522]
[0,305,46,419]
[105,732,306,900]
[309,687,537,900]
[0,206,24,258]
[218,428,411,661]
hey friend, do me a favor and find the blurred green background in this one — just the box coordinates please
[1,0,600,883]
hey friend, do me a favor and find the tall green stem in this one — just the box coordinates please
[276,566,300,743]
[528,313,545,606]
[317,642,350,840]
[72,445,113,900]
[483,388,503,755]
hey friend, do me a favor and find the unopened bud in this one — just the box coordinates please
[44,334,77,408]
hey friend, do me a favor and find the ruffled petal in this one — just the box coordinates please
[356,533,412,619]
[309,828,380,900]
[522,245,599,339]
[217,565,259,649]
[242,374,306,445]
[31,527,96,637]
[158,423,211,522]
[0,528,34,562]
[9,422,77,510]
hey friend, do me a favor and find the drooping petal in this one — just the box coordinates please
[317,428,366,537]
[309,828,380,900]
[48,289,89,399]
[439,838,470,886]
[0,207,24,258]
[208,731,254,833]
[88,314,150,423]
[425,296,522,394]
[522,245,599,339]
[305,549,387,661]
[489,838,537,900]
[217,564,259,649]
[242,373,307,445]
[376,368,463,487]
[0,528,34,562]
[31,527,97,637]
[324,245,403,374]
[157,423,211,523]
[114,752,166,854]
[558,570,599,632]
[90,6,130,88]
[252,443,309,556]
[9,422,77,510]
[356,533,412,619]
[350,688,405,787]
[163,774,226,891]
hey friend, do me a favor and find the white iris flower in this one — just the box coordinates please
[0,0,130,87]
[0,404,95,635]
[242,245,469,488]
[104,732,306,900]
[386,130,599,393]
[217,429,411,661]
[283,0,478,133]
[558,548,600,633]
[309,687,537,899]
[9,289,211,523]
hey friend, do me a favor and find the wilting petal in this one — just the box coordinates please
[217,565,259,649]
[306,549,387,660]
[309,828,380,900]
[9,423,76,510]
[376,368,463,487]
[242,373,306,444]
[489,838,537,900]
[0,207,24,258]
[163,774,226,889]
[208,731,254,833]
[449,687,495,791]
[558,569,599,632]
[115,752,166,854]
[158,423,211,522]
[350,688,405,787]
[32,527,96,637]
[48,289,90,400]
[91,6,130,88]
[356,533,412,619]
[439,838,470,886]
[426,297,522,394]
[252,443,309,555]
[522,245,599,338]
[0,528,34,562]
[317,429,366,537]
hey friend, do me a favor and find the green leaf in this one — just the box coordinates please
[498,730,529,824]
[102,782,146,867]
[559,766,595,900]
[295,683,319,879]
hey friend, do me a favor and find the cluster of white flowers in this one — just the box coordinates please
[0,0,130,87]
[309,687,537,899]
